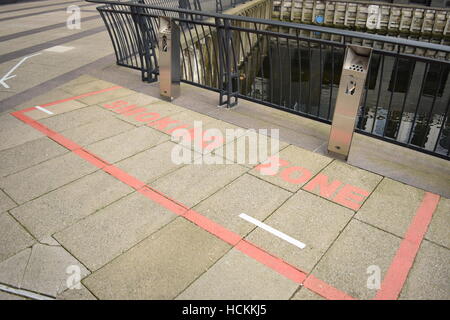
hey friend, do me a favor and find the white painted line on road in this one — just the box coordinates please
[239,213,306,249]
[0,284,55,300]
[35,106,54,115]
[0,52,42,89]
[44,46,74,53]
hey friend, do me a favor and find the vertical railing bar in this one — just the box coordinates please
[181,23,195,82]
[277,34,283,107]
[192,22,208,85]
[395,59,415,140]
[421,64,445,148]
[287,37,292,109]
[407,62,430,145]
[371,54,385,134]
[358,48,371,129]
[382,50,400,138]
[307,40,312,114]
[296,29,301,113]
[200,23,213,87]
[208,24,220,89]
[328,45,334,120]
[433,77,450,153]
[100,10,119,64]
[268,33,273,104]
[186,15,202,83]
[317,42,323,118]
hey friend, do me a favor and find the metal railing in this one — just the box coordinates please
[88,0,450,160]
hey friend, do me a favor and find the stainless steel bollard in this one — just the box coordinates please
[328,45,372,159]
[158,17,180,101]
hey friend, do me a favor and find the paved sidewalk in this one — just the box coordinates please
[0,76,448,300]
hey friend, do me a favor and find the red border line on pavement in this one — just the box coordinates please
[11,87,362,300]
[304,275,355,300]
[375,192,440,300]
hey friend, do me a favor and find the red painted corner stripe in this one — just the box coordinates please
[138,186,187,216]
[236,240,307,284]
[303,275,355,300]
[103,165,146,190]
[73,149,108,169]
[184,210,242,246]
[40,86,122,108]
[375,192,440,300]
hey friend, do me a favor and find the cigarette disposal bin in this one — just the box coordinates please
[328,45,372,159]
[158,16,180,100]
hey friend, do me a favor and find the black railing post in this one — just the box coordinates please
[217,17,238,108]
[131,3,158,82]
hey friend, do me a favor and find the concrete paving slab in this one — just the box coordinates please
[357,178,425,238]
[245,190,354,273]
[60,117,134,147]
[39,105,115,133]
[303,160,383,211]
[349,132,450,199]
[60,79,122,96]
[58,74,99,89]
[12,88,73,112]
[0,213,35,263]
[311,219,401,300]
[21,243,90,297]
[425,197,450,249]
[57,284,97,300]
[291,287,325,300]
[249,144,333,192]
[100,92,161,110]
[0,190,16,213]
[0,114,44,151]
[0,137,67,178]
[150,157,248,208]
[176,248,299,300]
[60,79,135,106]
[0,248,31,288]
[86,126,169,164]
[102,99,186,127]
[25,100,88,120]
[193,174,292,237]
[54,191,178,271]
[0,152,98,204]
[164,109,219,126]
[399,240,450,300]
[10,171,133,240]
[214,130,290,168]
[83,218,231,299]
[115,140,190,184]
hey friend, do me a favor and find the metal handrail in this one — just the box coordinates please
[87,0,450,54]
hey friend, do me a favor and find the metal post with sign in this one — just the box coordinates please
[328,45,372,159]
[158,16,180,101]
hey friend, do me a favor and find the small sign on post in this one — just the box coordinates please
[328,45,372,160]
[158,17,180,101]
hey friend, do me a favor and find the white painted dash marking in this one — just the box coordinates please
[239,213,306,249]
[35,106,53,115]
